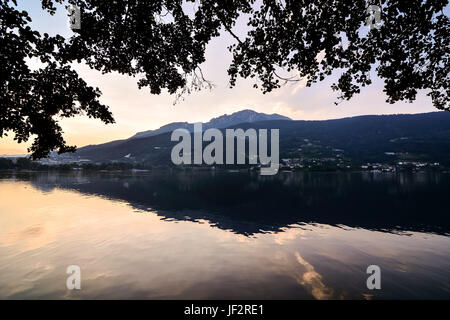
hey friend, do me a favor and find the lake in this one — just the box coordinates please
[0,170,449,299]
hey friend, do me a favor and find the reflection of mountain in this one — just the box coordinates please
[10,171,450,236]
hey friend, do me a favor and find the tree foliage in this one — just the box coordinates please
[1,0,114,159]
[1,0,449,158]
[227,0,449,108]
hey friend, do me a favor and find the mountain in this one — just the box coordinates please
[205,109,291,130]
[131,122,192,139]
[131,109,291,139]
[57,111,450,166]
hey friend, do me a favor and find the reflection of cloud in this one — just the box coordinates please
[234,234,253,243]
[2,225,45,248]
[294,252,335,300]
[362,293,374,300]
[21,225,44,237]
[273,228,306,245]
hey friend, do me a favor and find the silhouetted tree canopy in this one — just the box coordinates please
[1,0,449,158]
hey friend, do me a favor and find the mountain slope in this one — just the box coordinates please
[67,111,450,166]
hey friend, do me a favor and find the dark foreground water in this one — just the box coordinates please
[0,170,449,299]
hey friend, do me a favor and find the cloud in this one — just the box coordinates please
[291,77,309,95]
[272,102,305,120]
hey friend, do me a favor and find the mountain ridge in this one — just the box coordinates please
[130,109,291,140]
[56,111,450,167]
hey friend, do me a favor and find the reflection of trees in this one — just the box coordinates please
[6,171,449,236]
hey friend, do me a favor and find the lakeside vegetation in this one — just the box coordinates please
[0,157,447,174]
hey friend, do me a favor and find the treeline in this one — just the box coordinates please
[0,157,41,170]
[0,158,166,171]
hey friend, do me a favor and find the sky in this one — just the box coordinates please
[0,1,446,155]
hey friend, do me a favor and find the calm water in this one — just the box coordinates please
[0,170,449,299]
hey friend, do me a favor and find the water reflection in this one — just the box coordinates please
[5,170,449,236]
[0,171,449,299]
